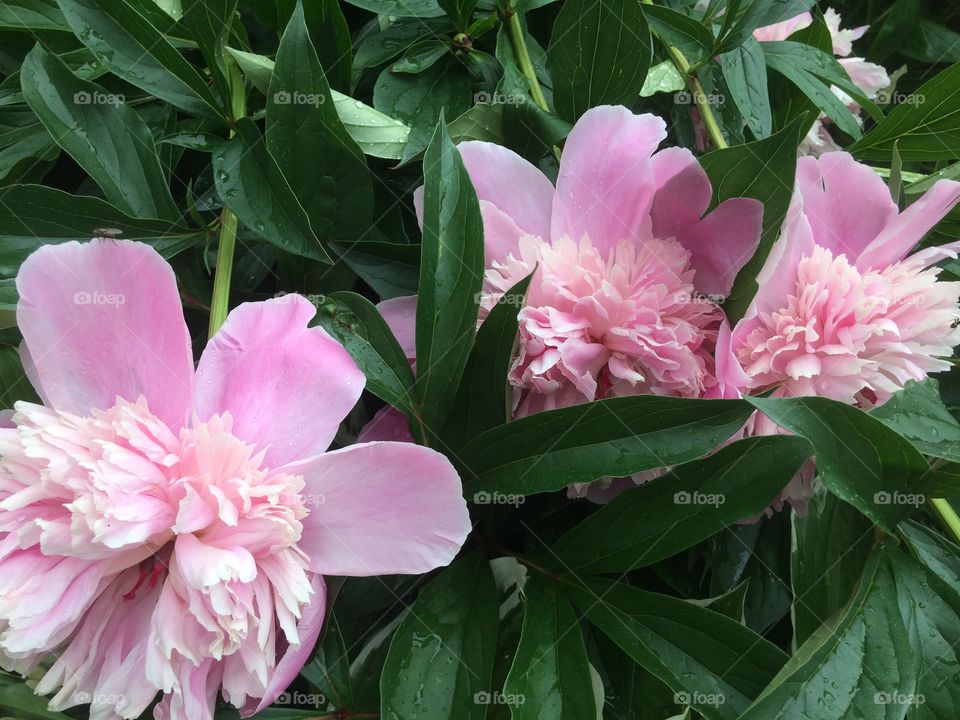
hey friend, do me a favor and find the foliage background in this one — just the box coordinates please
[2,0,960,718]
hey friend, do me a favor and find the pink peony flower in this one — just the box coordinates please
[753,8,889,156]
[0,240,470,719]
[396,106,762,418]
[730,152,960,508]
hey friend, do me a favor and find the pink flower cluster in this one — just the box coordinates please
[0,241,470,719]
[364,106,960,510]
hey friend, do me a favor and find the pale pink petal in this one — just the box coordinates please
[796,152,898,260]
[357,405,414,443]
[241,575,327,718]
[552,106,667,253]
[709,320,750,399]
[840,57,889,99]
[856,179,960,270]
[649,147,713,236]
[480,200,538,266]
[15,240,193,429]
[458,140,554,239]
[679,198,763,298]
[376,295,417,360]
[290,442,470,576]
[753,12,813,42]
[193,296,364,469]
[733,194,817,349]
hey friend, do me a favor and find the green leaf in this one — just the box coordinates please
[870,378,960,463]
[21,44,180,220]
[0,672,70,720]
[460,396,754,495]
[374,60,471,163]
[380,552,499,720]
[306,0,352,93]
[569,578,788,720]
[413,117,484,439]
[642,4,714,62]
[0,184,200,277]
[331,241,420,299]
[502,573,595,719]
[300,617,354,710]
[0,345,41,407]
[547,0,652,122]
[442,274,530,447]
[720,36,771,139]
[551,436,811,575]
[56,0,225,120]
[746,396,930,533]
[212,117,330,262]
[180,0,238,103]
[639,59,685,97]
[225,48,411,160]
[761,40,863,139]
[701,117,802,323]
[852,61,960,161]
[0,0,69,31]
[791,489,874,647]
[738,546,918,720]
[0,107,58,186]
[313,291,417,417]
[353,19,442,73]
[341,0,444,17]
[392,39,448,74]
[268,3,373,244]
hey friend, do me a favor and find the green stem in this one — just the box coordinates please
[207,55,246,339]
[641,0,727,150]
[507,10,549,113]
[931,498,960,546]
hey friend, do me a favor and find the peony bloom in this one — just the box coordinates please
[753,8,889,156]
[730,152,960,508]
[382,106,762,421]
[0,240,470,719]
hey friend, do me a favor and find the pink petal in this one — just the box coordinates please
[291,441,470,576]
[709,320,750,399]
[857,179,960,270]
[15,239,193,429]
[733,194,817,348]
[649,146,762,296]
[241,575,327,718]
[376,295,418,360]
[680,198,764,298]
[649,147,713,236]
[458,140,554,240]
[357,404,414,443]
[193,295,365,469]
[552,106,667,253]
[840,57,889,99]
[480,199,537,266]
[796,152,898,261]
[753,12,813,42]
